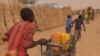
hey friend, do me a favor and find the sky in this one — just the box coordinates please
[37,0,100,10]
[2,0,100,10]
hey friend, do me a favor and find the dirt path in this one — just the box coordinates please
[76,16,100,56]
[0,16,100,56]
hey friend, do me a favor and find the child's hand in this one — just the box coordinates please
[38,39,48,45]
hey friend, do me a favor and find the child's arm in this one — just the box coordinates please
[72,19,76,24]
[28,39,48,49]
[71,19,76,27]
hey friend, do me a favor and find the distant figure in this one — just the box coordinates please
[66,15,73,33]
[82,10,86,22]
[86,7,92,24]
[91,9,95,21]
[73,15,86,41]
[2,8,47,56]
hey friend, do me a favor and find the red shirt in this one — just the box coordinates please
[5,21,36,56]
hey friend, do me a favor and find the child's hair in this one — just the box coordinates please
[67,15,71,18]
[78,15,82,19]
[20,7,35,22]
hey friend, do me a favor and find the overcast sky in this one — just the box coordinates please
[37,0,100,10]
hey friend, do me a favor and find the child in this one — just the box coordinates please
[66,15,73,33]
[73,15,86,41]
[2,8,47,56]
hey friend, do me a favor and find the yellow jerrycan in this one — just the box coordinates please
[51,32,71,52]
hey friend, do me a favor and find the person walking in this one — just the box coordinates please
[73,15,86,41]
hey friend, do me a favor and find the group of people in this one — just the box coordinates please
[65,8,96,56]
[66,15,86,41]
[66,8,95,40]
[1,7,96,56]
[82,7,95,24]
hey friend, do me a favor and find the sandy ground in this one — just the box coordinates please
[0,15,100,56]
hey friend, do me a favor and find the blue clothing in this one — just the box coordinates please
[66,18,72,27]
[66,18,72,33]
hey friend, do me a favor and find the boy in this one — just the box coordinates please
[66,15,73,33]
[2,8,47,56]
[73,15,86,41]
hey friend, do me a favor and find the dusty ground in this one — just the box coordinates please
[0,15,100,56]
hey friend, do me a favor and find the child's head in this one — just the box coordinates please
[20,7,34,22]
[78,15,82,19]
[67,15,71,19]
